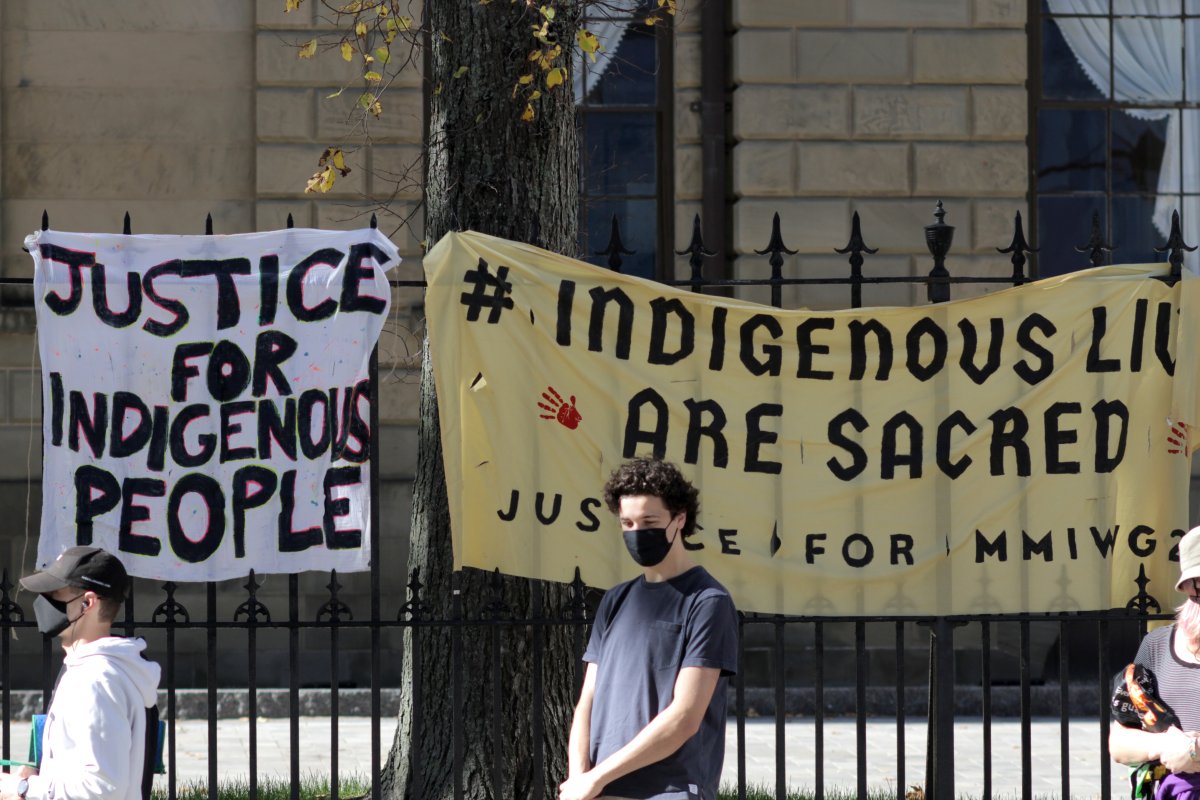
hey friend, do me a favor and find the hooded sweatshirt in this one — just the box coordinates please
[24,637,161,800]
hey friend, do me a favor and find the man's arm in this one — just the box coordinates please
[21,679,133,800]
[559,666,721,800]
[567,663,598,777]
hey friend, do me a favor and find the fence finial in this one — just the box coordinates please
[596,215,634,273]
[997,211,1037,285]
[400,567,430,622]
[1153,209,1195,286]
[924,201,955,303]
[286,213,295,229]
[835,211,878,309]
[234,569,271,623]
[41,210,49,231]
[0,569,24,624]
[1075,210,1113,268]
[675,214,715,288]
[754,213,799,309]
[204,213,213,236]
[122,212,131,236]
[370,213,378,229]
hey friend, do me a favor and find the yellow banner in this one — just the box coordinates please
[425,231,1200,615]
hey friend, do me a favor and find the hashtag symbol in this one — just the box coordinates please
[459,258,514,324]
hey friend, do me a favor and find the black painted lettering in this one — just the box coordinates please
[74,465,120,546]
[739,314,783,377]
[1014,313,1056,385]
[848,319,892,380]
[587,286,634,360]
[958,318,1003,385]
[827,409,869,481]
[1086,307,1120,372]
[167,473,226,563]
[988,407,1031,476]
[118,478,165,557]
[231,465,277,558]
[286,249,343,322]
[975,530,1007,562]
[623,388,669,459]
[648,297,695,365]
[683,398,729,468]
[881,412,923,480]
[796,318,835,380]
[1044,402,1081,474]
[340,242,390,314]
[1093,399,1129,473]
[323,466,363,549]
[277,470,322,552]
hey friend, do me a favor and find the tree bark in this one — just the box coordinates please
[382,3,580,799]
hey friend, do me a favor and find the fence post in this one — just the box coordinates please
[924,201,953,304]
[926,617,955,800]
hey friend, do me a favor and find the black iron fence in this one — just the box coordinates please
[0,202,1190,800]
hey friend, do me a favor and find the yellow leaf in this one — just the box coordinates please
[355,20,368,37]
[331,149,350,175]
[298,38,318,59]
[545,67,564,89]
[518,73,534,85]
[364,54,375,65]
[434,81,443,95]
[396,16,413,31]
[338,0,363,11]
[377,4,389,16]
[285,0,303,11]
[438,31,452,42]
[358,92,374,109]
[453,65,469,79]
[341,40,354,61]
[305,166,336,194]
[364,70,382,83]
[529,89,542,100]
[326,86,346,98]
[540,4,555,19]
[528,50,541,62]
[644,14,659,26]
[375,46,391,63]
[369,100,382,117]
[521,103,535,122]
[577,29,599,54]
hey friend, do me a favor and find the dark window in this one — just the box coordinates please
[577,2,674,281]
[1032,0,1197,276]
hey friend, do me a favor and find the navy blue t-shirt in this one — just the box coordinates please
[583,566,739,800]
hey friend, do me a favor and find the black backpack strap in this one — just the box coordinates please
[141,705,159,800]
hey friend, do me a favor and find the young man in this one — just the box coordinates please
[560,457,739,800]
[0,546,161,800]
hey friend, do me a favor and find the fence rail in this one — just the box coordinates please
[2,201,1191,800]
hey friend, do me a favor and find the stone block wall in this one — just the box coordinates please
[727,0,1029,310]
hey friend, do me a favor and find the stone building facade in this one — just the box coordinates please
[0,0,1181,687]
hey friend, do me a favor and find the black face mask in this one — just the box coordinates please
[622,522,679,567]
[33,593,84,637]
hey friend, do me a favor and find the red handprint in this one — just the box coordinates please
[1167,418,1191,456]
[538,386,582,430]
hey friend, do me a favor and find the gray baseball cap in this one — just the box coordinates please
[20,546,129,598]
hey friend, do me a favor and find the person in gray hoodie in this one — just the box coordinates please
[0,546,161,800]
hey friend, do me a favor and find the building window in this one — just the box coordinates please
[1033,0,1199,276]
[576,1,673,281]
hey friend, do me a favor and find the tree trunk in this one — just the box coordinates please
[382,3,580,799]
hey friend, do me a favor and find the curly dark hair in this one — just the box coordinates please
[602,457,700,536]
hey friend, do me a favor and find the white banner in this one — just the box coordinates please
[27,228,398,581]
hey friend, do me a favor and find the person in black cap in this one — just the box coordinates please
[0,546,160,800]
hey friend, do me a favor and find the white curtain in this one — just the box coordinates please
[1048,0,1200,262]
[573,0,641,103]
